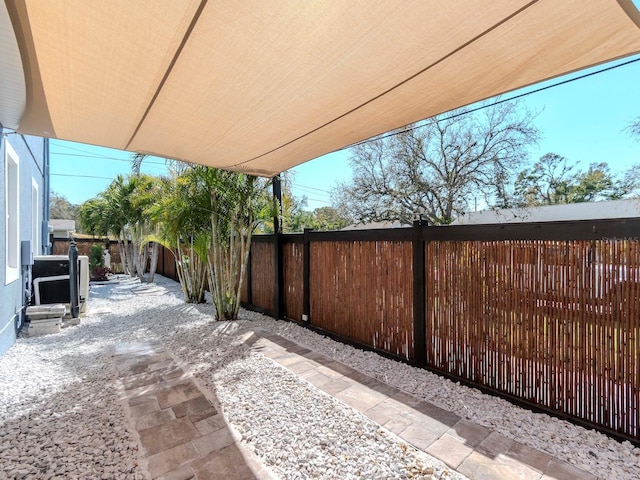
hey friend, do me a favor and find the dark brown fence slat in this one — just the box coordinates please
[413,220,426,366]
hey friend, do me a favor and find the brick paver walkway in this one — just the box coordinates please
[113,332,599,480]
[113,342,274,480]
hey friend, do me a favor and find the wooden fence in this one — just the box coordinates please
[52,238,122,270]
[82,220,638,442]
[53,239,168,277]
[240,219,640,444]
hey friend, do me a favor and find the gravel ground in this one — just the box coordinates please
[1,274,638,479]
[1,276,464,480]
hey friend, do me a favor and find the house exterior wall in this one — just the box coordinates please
[452,199,640,225]
[0,130,48,355]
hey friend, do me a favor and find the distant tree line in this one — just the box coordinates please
[511,154,639,207]
[332,99,640,225]
[49,191,81,228]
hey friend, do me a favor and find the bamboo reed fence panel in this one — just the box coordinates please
[52,239,125,274]
[158,245,177,281]
[108,242,121,264]
[250,241,276,313]
[52,238,121,263]
[424,238,640,438]
[51,240,66,256]
[309,240,414,360]
[283,241,303,321]
[56,239,83,256]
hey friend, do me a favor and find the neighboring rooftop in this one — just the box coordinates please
[341,220,410,231]
[451,198,640,225]
[49,219,76,238]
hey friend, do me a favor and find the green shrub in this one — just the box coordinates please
[89,244,104,270]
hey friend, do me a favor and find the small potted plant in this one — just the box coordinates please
[89,244,113,281]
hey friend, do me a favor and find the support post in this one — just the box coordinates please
[272,175,283,319]
[302,228,312,323]
[68,238,80,318]
[412,218,427,366]
[272,174,283,235]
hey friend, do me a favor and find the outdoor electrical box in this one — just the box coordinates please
[31,256,89,313]
[21,240,33,266]
[42,220,51,252]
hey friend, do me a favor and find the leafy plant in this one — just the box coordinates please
[91,266,113,281]
[89,244,104,271]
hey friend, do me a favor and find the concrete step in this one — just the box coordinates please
[26,304,66,320]
[29,317,62,327]
[28,324,62,336]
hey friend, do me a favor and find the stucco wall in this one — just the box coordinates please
[0,131,47,355]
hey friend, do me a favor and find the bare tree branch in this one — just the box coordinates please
[334,99,539,224]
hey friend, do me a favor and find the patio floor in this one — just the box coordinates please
[114,332,598,480]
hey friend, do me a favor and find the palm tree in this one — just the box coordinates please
[144,175,209,303]
[79,174,162,281]
[185,166,273,320]
[79,176,133,274]
[127,174,163,282]
[82,166,273,318]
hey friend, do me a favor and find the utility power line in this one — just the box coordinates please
[351,56,640,147]
[302,197,332,206]
[51,151,167,166]
[294,183,333,194]
[295,187,332,199]
[51,173,115,180]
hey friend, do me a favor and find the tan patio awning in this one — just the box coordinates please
[2,1,640,176]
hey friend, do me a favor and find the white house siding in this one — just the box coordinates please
[452,199,640,225]
[0,130,48,355]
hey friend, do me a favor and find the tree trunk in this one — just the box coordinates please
[148,242,159,283]
[117,240,128,275]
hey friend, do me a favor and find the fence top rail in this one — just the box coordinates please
[252,234,305,244]
[253,228,413,243]
[281,235,303,244]
[311,228,412,242]
[252,218,640,244]
[54,237,118,243]
[424,217,640,242]
[252,235,276,243]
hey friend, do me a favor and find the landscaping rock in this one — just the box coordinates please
[2,275,639,479]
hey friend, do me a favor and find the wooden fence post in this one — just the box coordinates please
[272,176,283,319]
[273,234,284,319]
[413,218,427,366]
[302,228,312,323]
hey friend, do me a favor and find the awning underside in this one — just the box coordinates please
[2,0,640,176]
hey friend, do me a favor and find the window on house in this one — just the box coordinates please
[32,179,40,256]
[5,142,19,284]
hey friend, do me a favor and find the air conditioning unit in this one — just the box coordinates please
[32,255,90,313]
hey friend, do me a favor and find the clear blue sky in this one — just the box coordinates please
[50,54,640,211]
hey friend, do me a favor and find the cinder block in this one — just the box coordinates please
[29,317,62,327]
[27,304,66,320]
[28,325,61,336]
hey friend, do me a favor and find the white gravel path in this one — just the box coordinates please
[1,274,638,479]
